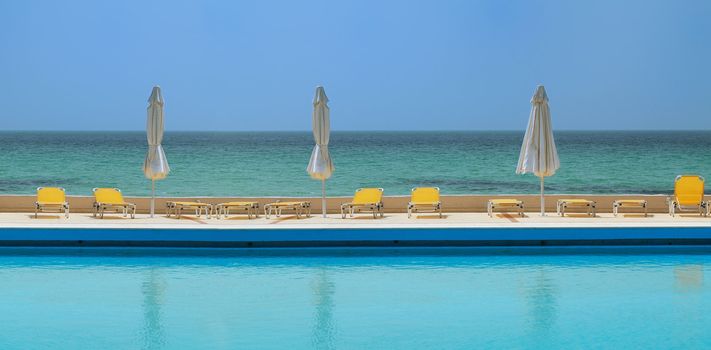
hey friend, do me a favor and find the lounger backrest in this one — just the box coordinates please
[37,187,66,203]
[674,175,704,206]
[411,187,440,203]
[93,188,125,204]
[352,188,384,205]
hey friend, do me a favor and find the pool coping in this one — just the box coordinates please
[2,225,711,248]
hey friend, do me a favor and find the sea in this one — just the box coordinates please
[0,131,709,197]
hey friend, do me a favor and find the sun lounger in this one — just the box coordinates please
[557,199,596,217]
[35,187,69,218]
[487,199,524,217]
[92,188,136,219]
[264,201,311,219]
[166,201,212,219]
[215,201,259,219]
[613,199,647,217]
[668,175,708,217]
[340,188,384,219]
[407,187,442,218]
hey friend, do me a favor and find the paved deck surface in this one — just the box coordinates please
[1,211,710,230]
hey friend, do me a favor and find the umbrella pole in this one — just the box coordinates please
[322,179,327,218]
[151,179,155,218]
[539,176,545,216]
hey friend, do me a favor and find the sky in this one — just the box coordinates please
[0,0,709,131]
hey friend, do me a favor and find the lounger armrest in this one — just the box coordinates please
[409,201,440,206]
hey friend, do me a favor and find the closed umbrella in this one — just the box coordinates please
[516,85,559,216]
[306,86,334,218]
[143,86,170,217]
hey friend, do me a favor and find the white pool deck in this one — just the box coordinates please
[1,211,710,229]
[2,211,711,247]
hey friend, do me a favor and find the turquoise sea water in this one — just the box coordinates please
[0,131,709,197]
[0,247,709,349]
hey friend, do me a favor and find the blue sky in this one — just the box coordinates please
[0,0,709,131]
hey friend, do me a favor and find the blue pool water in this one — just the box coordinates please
[1,247,710,349]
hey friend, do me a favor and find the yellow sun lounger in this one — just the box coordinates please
[264,201,311,219]
[166,201,213,219]
[613,199,647,217]
[215,201,259,219]
[407,187,442,218]
[557,199,596,217]
[92,188,136,219]
[341,188,384,219]
[35,187,69,218]
[487,199,524,217]
[668,175,709,217]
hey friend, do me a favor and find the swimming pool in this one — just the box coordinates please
[1,247,710,349]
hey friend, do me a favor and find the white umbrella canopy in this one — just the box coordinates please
[143,86,170,217]
[516,85,559,215]
[307,86,335,217]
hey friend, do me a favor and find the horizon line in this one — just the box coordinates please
[1,129,710,133]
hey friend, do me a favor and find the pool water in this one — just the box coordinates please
[1,247,710,349]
